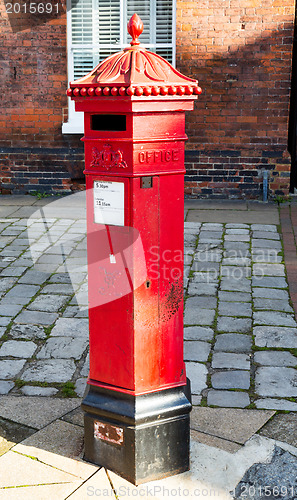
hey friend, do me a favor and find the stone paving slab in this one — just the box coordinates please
[252,288,290,300]
[22,359,77,383]
[184,326,214,341]
[255,398,297,411]
[252,231,280,239]
[207,390,250,409]
[50,318,89,337]
[0,450,80,488]
[0,304,23,316]
[0,195,44,206]
[252,240,282,250]
[186,210,279,224]
[13,419,97,479]
[0,483,83,500]
[185,296,217,309]
[0,396,80,429]
[0,316,11,327]
[0,277,19,293]
[212,352,251,370]
[259,414,297,448]
[67,469,124,500]
[36,336,88,360]
[218,302,252,317]
[9,324,47,340]
[191,428,242,453]
[75,377,88,397]
[0,415,36,456]
[190,408,275,444]
[0,381,14,396]
[0,359,26,379]
[61,407,84,427]
[217,316,252,333]
[254,351,297,367]
[254,326,297,348]
[253,263,285,275]
[255,367,297,398]
[184,308,215,326]
[185,362,208,394]
[253,311,297,327]
[224,242,250,254]
[253,298,294,312]
[14,310,59,325]
[0,207,21,217]
[214,334,252,352]
[251,276,287,288]
[21,386,59,397]
[27,294,70,313]
[188,282,218,296]
[184,341,211,362]
[0,340,37,358]
[220,278,251,293]
[211,370,250,390]
[218,291,252,302]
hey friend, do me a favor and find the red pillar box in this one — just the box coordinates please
[67,14,201,485]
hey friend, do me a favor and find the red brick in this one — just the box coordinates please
[0,1,294,197]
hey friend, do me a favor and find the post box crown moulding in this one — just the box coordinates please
[67,13,202,98]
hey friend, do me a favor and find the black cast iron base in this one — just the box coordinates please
[81,380,192,485]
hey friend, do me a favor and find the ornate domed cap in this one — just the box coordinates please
[68,14,202,98]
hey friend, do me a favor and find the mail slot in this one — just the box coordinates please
[67,12,202,486]
[91,114,127,131]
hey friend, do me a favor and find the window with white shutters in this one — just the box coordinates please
[63,0,176,133]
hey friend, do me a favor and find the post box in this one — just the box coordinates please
[67,13,201,485]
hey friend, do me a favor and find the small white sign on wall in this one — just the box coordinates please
[93,180,125,226]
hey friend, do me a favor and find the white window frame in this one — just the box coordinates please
[62,0,176,134]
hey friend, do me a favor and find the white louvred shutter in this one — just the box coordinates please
[73,50,94,80]
[71,0,94,79]
[96,0,121,65]
[71,0,93,45]
[156,1,172,44]
[156,0,173,63]
[97,0,121,46]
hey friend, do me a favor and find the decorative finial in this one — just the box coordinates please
[127,13,143,45]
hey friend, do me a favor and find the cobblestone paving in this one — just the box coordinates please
[0,215,89,398]
[0,213,297,410]
[184,221,297,411]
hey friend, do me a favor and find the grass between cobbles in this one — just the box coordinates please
[60,381,77,398]
[13,379,79,398]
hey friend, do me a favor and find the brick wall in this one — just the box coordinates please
[176,0,295,198]
[0,147,84,194]
[0,1,84,195]
[0,1,295,198]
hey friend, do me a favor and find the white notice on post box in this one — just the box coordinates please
[93,180,125,226]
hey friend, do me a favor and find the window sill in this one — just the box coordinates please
[62,122,84,134]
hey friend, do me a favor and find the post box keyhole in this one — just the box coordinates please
[145,280,151,289]
[141,177,153,189]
